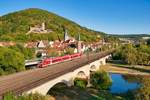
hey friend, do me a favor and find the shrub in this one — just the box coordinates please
[36,52,42,58]
[91,71,112,90]
[48,50,59,57]
[74,78,88,89]
[3,92,49,100]
[0,68,5,76]
[23,92,49,100]
[3,92,16,100]
[65,48,74,55]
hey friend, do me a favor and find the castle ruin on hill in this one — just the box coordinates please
[26,22,52,34]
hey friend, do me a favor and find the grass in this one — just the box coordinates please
[109,62,150,74]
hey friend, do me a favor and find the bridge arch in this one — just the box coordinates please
[47,82,68,95]
[99,57,107,66]
[90,65,97,72]
[76,71,87,79]
[27,72,74,95]
[100,60,103,65]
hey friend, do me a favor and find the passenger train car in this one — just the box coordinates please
[37,53,81,68]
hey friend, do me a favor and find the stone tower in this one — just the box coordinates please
[41,22,45,31]
[64,29,69,41]
[77,33,82,53]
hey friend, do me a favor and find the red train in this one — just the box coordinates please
[37,53,82,68]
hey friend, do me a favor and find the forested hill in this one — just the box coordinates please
[0,8,106,42]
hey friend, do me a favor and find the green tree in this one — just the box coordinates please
[9,44,35,59]
[0,67,5,75]
[112,44,150,65]
[91,71,112,90]
[134,78,150,100]
[65,48,74,55]
[0,47,25,75]
[36,52,42,58]
[146,39,150,45]
[3,92,16,100]
[123,44,137,65]
[136,51,149,65]
[74,78,88,89]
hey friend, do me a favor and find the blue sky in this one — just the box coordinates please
[0,0,150,34]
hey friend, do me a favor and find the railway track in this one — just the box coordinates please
[0,51,113,98]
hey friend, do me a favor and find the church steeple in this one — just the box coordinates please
[41,22,45,30]
[64,29,69,41]
[78,33,81,41]
[77,33,82,53]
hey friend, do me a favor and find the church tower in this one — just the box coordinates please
[64,29,69,41]
[41,22,45,31]
[77,33,82,53]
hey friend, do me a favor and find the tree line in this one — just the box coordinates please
[113,44,150,65]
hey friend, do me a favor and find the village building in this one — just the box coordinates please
[0,42,16,47]
[24,42,37,48]
[35,40,48,57]
[24,29,93,57]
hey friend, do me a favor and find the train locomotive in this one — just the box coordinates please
[37,53,82,68]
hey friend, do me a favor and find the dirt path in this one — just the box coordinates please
[100,64,150,76]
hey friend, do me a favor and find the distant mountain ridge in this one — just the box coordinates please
[0,8,105,42]
[110,34,150,39]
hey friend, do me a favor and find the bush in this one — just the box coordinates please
[23,92,49,100]
[36,52,42,58]
[48,50,59,57]
[65,48,74,55]
[91,71,112,90]
[3,92,49,100]
[74,78,88,89]
[0,68,5,75]
[3,92,16,100]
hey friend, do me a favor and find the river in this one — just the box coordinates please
[109,73,140,93]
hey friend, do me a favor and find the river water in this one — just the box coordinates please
[109,73,140,93]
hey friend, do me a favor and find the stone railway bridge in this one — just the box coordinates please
[0,51,113,98]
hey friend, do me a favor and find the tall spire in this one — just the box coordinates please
[41,22,45,30]
[64,29,69,41]
[78,33,81,41]
[77,33,82,53]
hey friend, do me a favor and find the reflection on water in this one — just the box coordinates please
[110,73,140,93]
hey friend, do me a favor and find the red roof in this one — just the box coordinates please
[0,42,16,47]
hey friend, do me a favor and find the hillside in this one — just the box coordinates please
[0,8,105,42]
